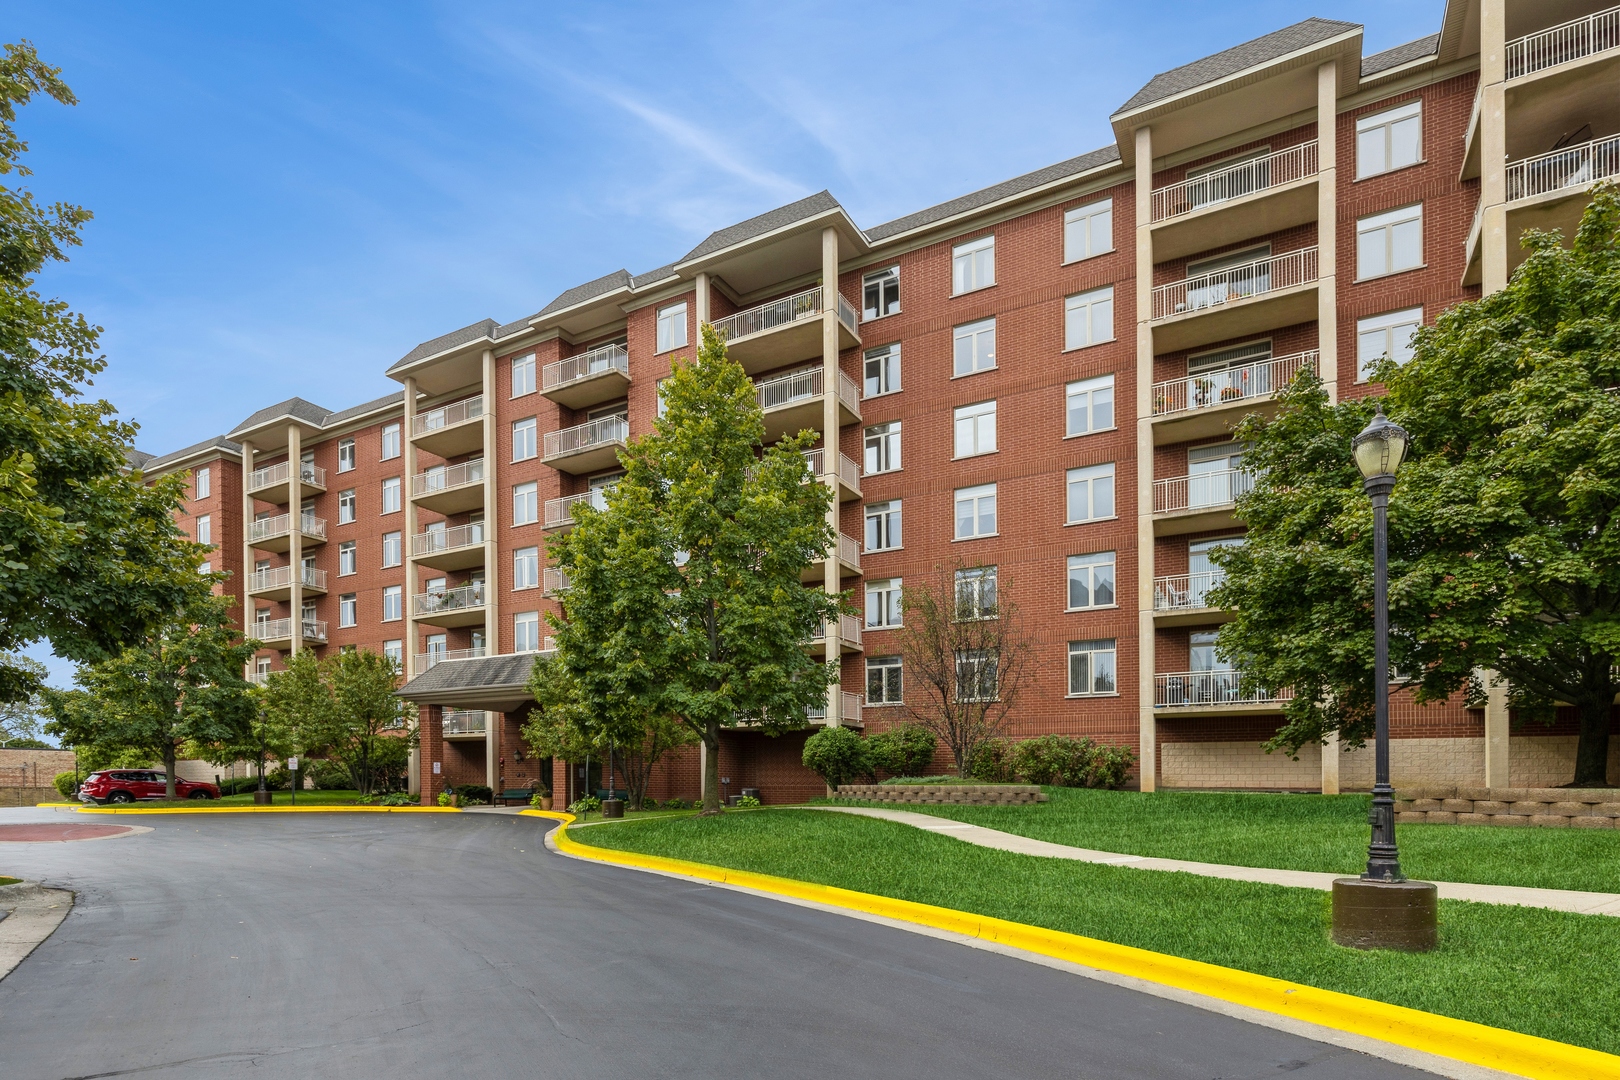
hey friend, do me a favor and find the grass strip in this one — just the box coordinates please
[0,876,21,887]
[572,807,1620,1055]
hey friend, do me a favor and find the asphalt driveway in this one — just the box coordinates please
[0,807,1446,1080]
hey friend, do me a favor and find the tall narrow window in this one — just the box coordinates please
[382,531,402,567]
[511,353,536,397]
[513,481,539,526]
[953,318,996,376]
[337,439,355,473]
[862,266,900,320]
[863,421,901,474]
[863,343,901,397]
[657,301,688,352]
[956,649,998,702]
[512,417,538,461]
[1068,640,1118,696]
[514,546,540,590]
[864,500,902,552]
[338,489,356,524]
[194,467,211,499]
[953,400,997,458]
[952,235,995,294]
[195,515,211,545]
[340,594,358,628]
[1357,204,1423,279]
[382,585,402,622]
[954,566,998,620]
[381,423,401,460]
[1066,375,1115,436]
[866,656,903,705]
[1067,551,1116,610]
[1357,307,1423,382]
[381,477,401,514]
[865,578,902,628]
[1063,198,1113,262]
[339,540,356,576]
[382,640,403,669]
[1064,286,1115,349]
[514,611,542,653]
[1356,100,1422,179]
[1066,463,1116,523]
[954,483,997,539]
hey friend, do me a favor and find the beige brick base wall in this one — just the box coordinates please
[1161,741,1322,789]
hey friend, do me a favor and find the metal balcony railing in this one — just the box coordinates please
[442,709,488,736]
[248,513,327,544]
[249,460,325,493]
[1152,142,1318,222]
[412,581,486,617]
[544,487,614,528]
[1506,4,1620,79]
[755,368,860,416]
[1152,351,1317,415]
[247,670,271,686]
[1153,571,1225,611]
[809,613,863,648]
[1506,134,1620,201]
[544,415,628,460]
[1153,468,1256,514]
[414,646,486,673]
[412,395,484,438]
[248,564,327,594]
[710,285,859,343]
[542,567,570,597]
[410,522,485,558]
[411,458,484,499]
[1155,670,1291,708]
[807,691,863,724]
[802,448,861,491]
[252,618,328,644]
[1152,247,1317,321]
[543,343,629,392]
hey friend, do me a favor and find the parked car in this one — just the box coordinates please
[78,770,221,804]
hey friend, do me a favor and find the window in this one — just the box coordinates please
[195,514,211,545]
[1066,374,1115,436]
[381,423,401,460]
[382,640,403,670]
[425,633,447,664]
[1188,442,1251,507]
[1187,536,1242,607]
[865,578,902,628]
[866,656,903,705]
[513,481,538,526]
[1067,552,1116,610]
[865,500,902,552]
[514,610,542,653]
[1356,100,1422,179]
[953,400,997,458]
[1357,307,1423,382]
[194,467,210,499]
[339,594,357,628]
[864,421,901,475]
[862,266,900,320]
[199,561,211,575]
[1065,286,1114,350]
[863,343,901,397]
[1066,463,1115,523]
[1067,639,1118,696]
[513,417,538,462]
[338,489,356,524]
[382,531,402,567]
[657,301,688,353]
[952,235,995,294]
[1064,198,1113,262]
[514,546,540,590]
[655,377,670,419]
[381,477,401,515]
[953,318,996,376]
[955,566,997,620]
[337,439,355,473]
[338,541,356,576]
[954,483,996,539]
[1357,204,1423,280]
[956,649,998,702]
[382,585,403,622]
[511,353,536,397]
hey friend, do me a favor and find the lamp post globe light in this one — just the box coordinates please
[1331,405,1437,952]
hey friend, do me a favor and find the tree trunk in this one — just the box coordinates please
[163,745,177,799]
[1572,695,1614,787]
[701,720,721,814]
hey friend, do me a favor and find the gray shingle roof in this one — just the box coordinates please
[396,652,539,706]
[134,435,243,473]
[537,269,633,317]
[679,190,841,263]
[324,391,403,427]
[630,262,678,289]
[126,448,154,470]
[866,145,1123,241]
[1361,33,1439,76]
[387,318,501,374]
[1115,17,1361,116]
[228,397,333,437]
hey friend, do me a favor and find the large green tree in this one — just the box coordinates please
[545,326,843,812]
[289,649,414,796]
[1212,186,1620,786]
[0,42,206,704]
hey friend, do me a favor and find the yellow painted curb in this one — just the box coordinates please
[522,809,1620,1080]
[75,804,461,814]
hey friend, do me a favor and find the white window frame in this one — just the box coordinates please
[954,483,997,540]
[337,439,355,473]
[866,655,903,706]
[194,467,210,499]
[381,477,401,515]
[953,317,996,377]
[1065,374,1115,438]
[339,593,358,628]
[512,417,538,462]
[513,481,539,526]
[1067,639,1119,697]
[953,400,997,459]
[863,343,901,398]
[382,531,402,568]
[1066,551,1117,611]
[865,578,903,629]
[864,500,902,552]
[511,353,536,397]
[381,585,403,622]
[1357,307,1423,382]
[195,514,211,546]
[338,540,356,576]
[1065,285,1115,350]
[514,611,542,653]
[514,546,540,590]
[1356,100,1423,180]
[1356,203,1423,281]
[382,640,403,670]
[954,565,998,621]
[955,648,999,703]
[381,423,401,461]
[338,489,356,524]
[656,301,688,353]
[1066,463,1116,524]
[862,266,900,321]
[952,235,995,295]
[863,421,901,475]
[1063,198,1113,263]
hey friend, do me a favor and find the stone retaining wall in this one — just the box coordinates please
[1395,786,1620,828]
[835,784,1049,805]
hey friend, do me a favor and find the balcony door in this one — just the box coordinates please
[1185,147,1271,211]
[1189,629,1237,704]
[1185,341,1273,408]
[1187,536,1242,607]
[1187,443,1248,508]
[1186,244,1271,310]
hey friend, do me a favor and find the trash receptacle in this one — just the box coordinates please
[601,798,624,819]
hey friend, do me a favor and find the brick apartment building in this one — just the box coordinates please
[131,3,1620,804]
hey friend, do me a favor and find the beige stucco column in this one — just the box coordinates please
[820,225,844,726]
[402,377,419,676]
[1321,731,1341,794]
[1133,124,1157,792]
[695,271,710,326]
[1483,670,1510,787]
[286,423,303,656]
[240,439,256,674]
[1480,0,1509,294]
[481,348,500,790]
[1316,60,1340,405]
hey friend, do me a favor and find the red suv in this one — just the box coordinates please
[79,770,221,804]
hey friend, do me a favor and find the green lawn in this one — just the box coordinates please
[827,787,1620,893]
[0,876,20,887]
[572,808,1620,1055]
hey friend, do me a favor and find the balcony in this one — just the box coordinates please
[1150,350,1317,445]
[1468,134,1620,285]
[1152,468,1254,536]
[441,708,488,738]
[246,564,328,602]
[247,460,326,501]
[1150,248,1319,353]
[542,343,630,410]
[413,645,486,676]
[412,581,487,629]
[544,415,628,475]
[247,513,328,553]
[410,522,486,571]
[807,612,864,655]
[1154,670,1291,715]
[411,458,485,515]
[1150,143,1320,261]
[542,567,570,597]
[1506,5,1620,81]
[806,691,864,728]
[802,447,861,502]
[1152,572,1236,627]
[756,367,861,443]
[252,618,328,651]
[544,487,613,530]
[247,670,271,687]
[709,286,861,375]
[412,396,485,459]
[803,532,862,584]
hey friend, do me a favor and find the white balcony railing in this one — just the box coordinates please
[1506,4,1620,79]
[412,581,486,618]
[1506,134,1620,202]
[248,513,327,545]
[1153,571,1225,612]
[1152,350,1317,416]
[542,567,570,597]
[410,522,485,558]
[412,395,484,438]
[247,670,271,687]
[545,415,628,461]
[1152,142,1319,222]
[1152,247,1317,321]
[807,691,863,724]
[414,646,486,673]
[442,709,488,736]
[252,618,328,644]
[710,285,860,344]
[545,486,614,528]
[1155,671,1291,708]
[755,367,860,417]
[411,458,484,499]
[828,532,861,569]
[248,564,327,594]
[802,448,861,491]
[543,343,629,392]
[1153,468,1256,514]
[809,612,864,648]
[249,460,325,493]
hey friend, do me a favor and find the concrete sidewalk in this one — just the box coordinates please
[812,805,1620,918]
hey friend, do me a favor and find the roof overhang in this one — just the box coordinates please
[140,444,241,477]
[396,653,539,713]
[674,206,869,298]
[387,338,493,397]
[227,414,326,457]
[528,285,636,340]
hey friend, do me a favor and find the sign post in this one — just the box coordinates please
[288,756,298,806]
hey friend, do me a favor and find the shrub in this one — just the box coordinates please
[968,738,1014,782]
[736,794,761,809]
[1087,743,1136,790]
[636,797,657,811]
[305,759,352,791]
[568,795,601,816]
[454,784,493,805]
[220,775,278,796]
[53,771,78,798]
[360,791,415,806]
[864,726,937,780]
[662,797,691,810]
[801,726,869,789]
[437,789,460,807]
[529,791,550,809]
[1010,735,1094,786]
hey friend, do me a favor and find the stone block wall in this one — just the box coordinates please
[1395,786,1620,828]
[835,784,1048,805]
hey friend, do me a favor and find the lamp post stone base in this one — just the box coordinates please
[1331,878,1437,952]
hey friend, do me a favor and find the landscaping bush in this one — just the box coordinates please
[1086,743,1136,790]
[864,726,937,779]
[220,775,279,795]
[529,790,551,809]
[305,759,352,791]
[454,784,493,805]
[801,726,869,788]
[437,789,459,807]
[359,791,414,806]
[968,738,1014,782]
[53,771,77,799]
[636,797,657,811]
[662,797,691,810]
[736,794,761,809]
[1006,735,1137,789]
[568,794,601,816]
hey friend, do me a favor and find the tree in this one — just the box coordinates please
[1211,185,1620,786]
[43,592,257,797]
[545,326,844,812]
[296,649,414,796]
[0,42,207,706]
[895,564,1035,778]
[0,653,47,743]
[260,649,327,793]
[209,689,296,796]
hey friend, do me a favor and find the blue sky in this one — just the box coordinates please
[10,0,1446,690]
